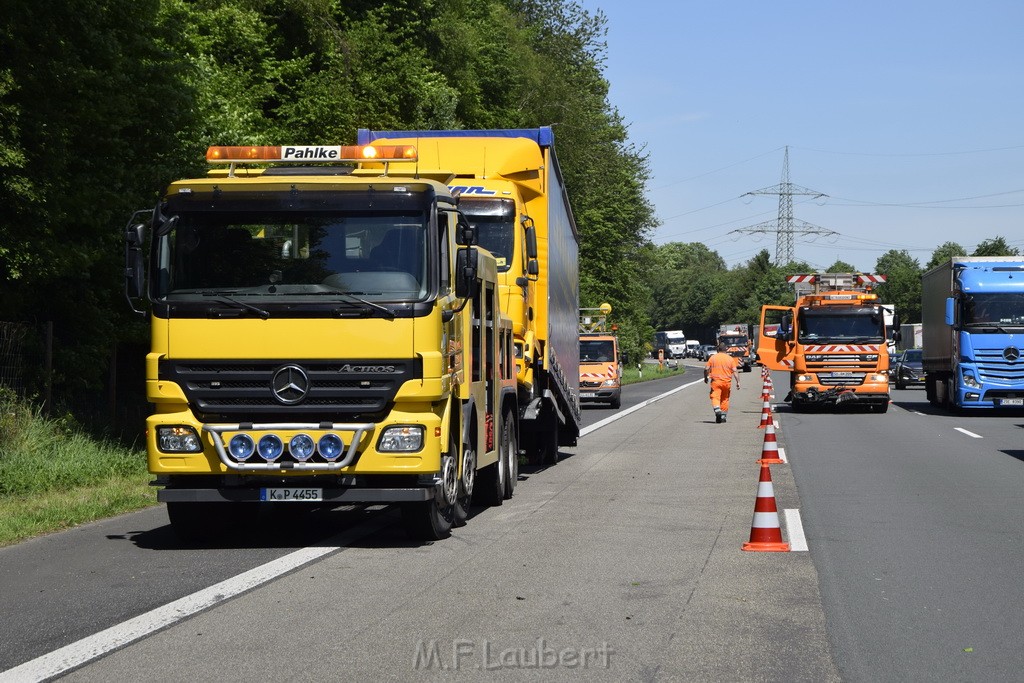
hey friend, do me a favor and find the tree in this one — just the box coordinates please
[972,236,1019,257]
[825,260,858,272]
[875,249,922,324]
[925,241,967,270]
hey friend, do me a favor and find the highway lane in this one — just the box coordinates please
[0,368,715,675]
[46,365,833,681]
[775,374,1024,682]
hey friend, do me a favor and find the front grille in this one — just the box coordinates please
[818,374,866,386]
[581,381,603,389]
[160,359,422,420]
[974,348,1024,384]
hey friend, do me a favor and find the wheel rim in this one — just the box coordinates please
[507,422,518,490]
[461,446,475,497]
[440,454,458,505]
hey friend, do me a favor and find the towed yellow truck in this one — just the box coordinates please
[357,128,581,465]
[757,273,894,413]
[124,142,518,542]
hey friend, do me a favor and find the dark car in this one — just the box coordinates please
[893,348,924,390]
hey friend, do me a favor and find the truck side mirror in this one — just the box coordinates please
[455,246,479,299]
[780,314,792,339]
[945,297,955,326]
[456,217,477,246]
[524,221,539,280]
[124,222,147,313]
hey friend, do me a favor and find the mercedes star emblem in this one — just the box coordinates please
[272,365,310,404]
[1004,347,1021,362]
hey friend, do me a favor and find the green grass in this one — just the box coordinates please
[0,363,694,547]
[0,389,153,547]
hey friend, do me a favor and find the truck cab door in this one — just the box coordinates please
[758,305,796,371]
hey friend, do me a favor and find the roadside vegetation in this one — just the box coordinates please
[0,362,694,546]
[0,389,151,547]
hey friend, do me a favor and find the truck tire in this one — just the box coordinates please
[402,451,457,542]
[453,433,476,527]
[539,422,559,466]
[503,409,519,500]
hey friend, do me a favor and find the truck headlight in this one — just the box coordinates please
[157,426,202,453]
[257,434,284,461]
[870,374,889,383]
[318,434,344,460]
[228,433,255,461]
[603,378,618,386]
[796,374,813,382]
[289,434,316,461]
[962,371,980,388]
[378,425,424,452]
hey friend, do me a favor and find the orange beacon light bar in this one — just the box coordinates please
[206,144,417,163]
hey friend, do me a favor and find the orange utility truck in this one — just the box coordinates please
[757,273,894,412]
[578,303,621,409]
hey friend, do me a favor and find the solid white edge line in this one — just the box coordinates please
[0,512,392,683]
[579,379,704,437]
[784,509,809,552]
[954,427,983,439]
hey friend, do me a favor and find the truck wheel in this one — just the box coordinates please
[609,394,621,409]
[872,401,890,414]
[402,452,457,541]
[454,438,476,527]
[503,409,518,500]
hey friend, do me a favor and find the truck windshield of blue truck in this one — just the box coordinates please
[962,294,1024,329]
[154,193,432,303]
[798,308,885,343]
[459,198,515,273]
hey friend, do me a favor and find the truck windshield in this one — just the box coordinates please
[720,335,748,346]
[580,340,616,362]
[963,293,1024,328]
[459,198,515,273]
[798,308,884,343]
[153,210,429,303]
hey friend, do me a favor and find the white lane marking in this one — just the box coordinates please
[955,427,983,439]
[580,379,704,437]
[777,447,788,463]
[0,515,392,682]
[784,509,809,551]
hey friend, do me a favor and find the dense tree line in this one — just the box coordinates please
[0,0,1017,423]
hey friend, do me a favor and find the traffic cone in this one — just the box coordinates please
[742,463,790,552]
[757,398,774,429]
[757,422,784,464]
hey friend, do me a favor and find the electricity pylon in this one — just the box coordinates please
[734,146,835,265]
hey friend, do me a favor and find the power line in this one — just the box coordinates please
[732,146,835,264]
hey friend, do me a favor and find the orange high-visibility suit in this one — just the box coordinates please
[704,351,740,417]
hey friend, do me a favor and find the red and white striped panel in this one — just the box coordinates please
[858,274,887,284]
[787,274,816,283]
[803,344,880,353]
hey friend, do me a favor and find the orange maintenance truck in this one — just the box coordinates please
[757,273,894,412]
[578,303,621,409]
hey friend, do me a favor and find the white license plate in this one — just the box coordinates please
[999,398,1024,406]
[581,392,597,398]
[261,488,323,502]
[832,372,855,377]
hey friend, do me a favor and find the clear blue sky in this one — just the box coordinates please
[575,0,1024,272]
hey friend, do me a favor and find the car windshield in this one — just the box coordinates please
[902,349,922,363]
[580,340,615,362]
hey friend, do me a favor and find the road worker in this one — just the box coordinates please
[703,342,740,423]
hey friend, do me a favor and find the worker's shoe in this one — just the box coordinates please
[714,408,723,423]
[720,413,727,423]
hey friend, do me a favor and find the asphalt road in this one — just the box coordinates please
[0,364,837,681]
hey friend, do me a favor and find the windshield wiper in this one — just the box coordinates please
[966,322,1010,333]
[329,291,395,320]
[199,292,270,319]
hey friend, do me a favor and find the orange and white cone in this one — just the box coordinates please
[757,422,784,464]
[757,398,774,429]
[742,463,790,552]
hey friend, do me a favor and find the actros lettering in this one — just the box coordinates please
[339,364,396,373]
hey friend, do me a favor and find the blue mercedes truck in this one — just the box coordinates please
[921,257,1024,409]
